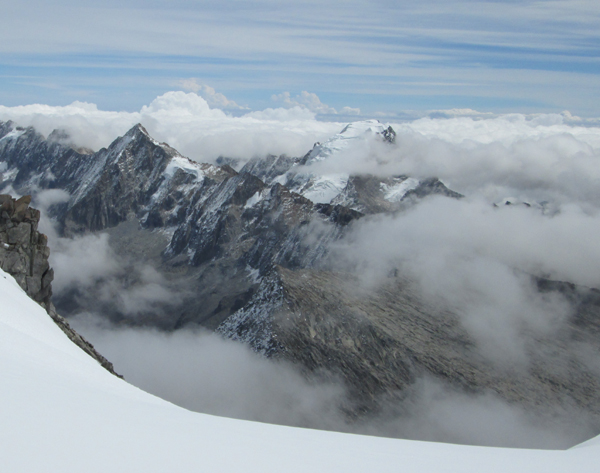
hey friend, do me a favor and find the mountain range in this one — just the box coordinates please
[2,118,600,427]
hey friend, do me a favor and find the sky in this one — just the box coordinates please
[1,0,599,117]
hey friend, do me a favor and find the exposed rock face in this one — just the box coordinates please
[220,266,600,416]
[0,193,119,376]
[1,194,53,306]
[0,121,351,330]
[381,125,396,144]
[328,175,463,214]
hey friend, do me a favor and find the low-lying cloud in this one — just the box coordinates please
[40,216,180,321]
[70,316,594,449]
[327,197,600,365]
[71,317,349,431]
[51,233,119,293]
[305,116,600,211]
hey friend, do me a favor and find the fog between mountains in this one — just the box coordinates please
[20,98,600,448]
[71,316,594,449]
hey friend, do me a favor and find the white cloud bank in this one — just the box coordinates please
[177,78,247,111]
[0,90,343,164]
[302,113,600,209]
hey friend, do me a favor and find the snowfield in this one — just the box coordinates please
[1,267,599,472]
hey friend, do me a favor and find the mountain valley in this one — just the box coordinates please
[2,118,600,445]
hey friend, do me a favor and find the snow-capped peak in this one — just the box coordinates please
[280,120,399,204]
[303,120,390,166]
[125,123,151,139]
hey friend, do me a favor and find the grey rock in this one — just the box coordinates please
[401,177,463,201]
[3,250,28,274]
[26,275,42,296]
[42,267,54,289]
[13,273,27,291]
[240,154,300,186]
[8,222,31,245]
[0,194,14,213]
[380,125,396,144]
[47,303,120,377]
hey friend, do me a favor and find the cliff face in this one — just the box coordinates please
[0,194,53,307]
[0,194,119,376]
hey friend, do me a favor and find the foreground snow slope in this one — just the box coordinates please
[1,268,599,473]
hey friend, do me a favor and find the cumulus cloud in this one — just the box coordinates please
[272,91,361,116]
[245,106,317,121]
[140,91,226,118]
[0,89,342,164]
[178,78,247,111]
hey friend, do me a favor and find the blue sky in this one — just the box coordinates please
[1,0,599,118]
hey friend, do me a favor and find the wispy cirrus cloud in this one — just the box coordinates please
[0,1,599,114]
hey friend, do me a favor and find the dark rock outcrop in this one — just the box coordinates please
[0,193,119,376]
[1,194,53,306]
[380,126,396,144]
[401,177,464,201]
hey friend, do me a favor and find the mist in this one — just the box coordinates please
[306,116,600,209]
[70,314,594,449]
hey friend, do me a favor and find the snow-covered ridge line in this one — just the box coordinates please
[381,177,420,202]
[304,120,389,165]
[277,120,401,205]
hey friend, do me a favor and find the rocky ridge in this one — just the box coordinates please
[0,193,118,375]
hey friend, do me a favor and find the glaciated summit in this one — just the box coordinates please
[241,120,461,212]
